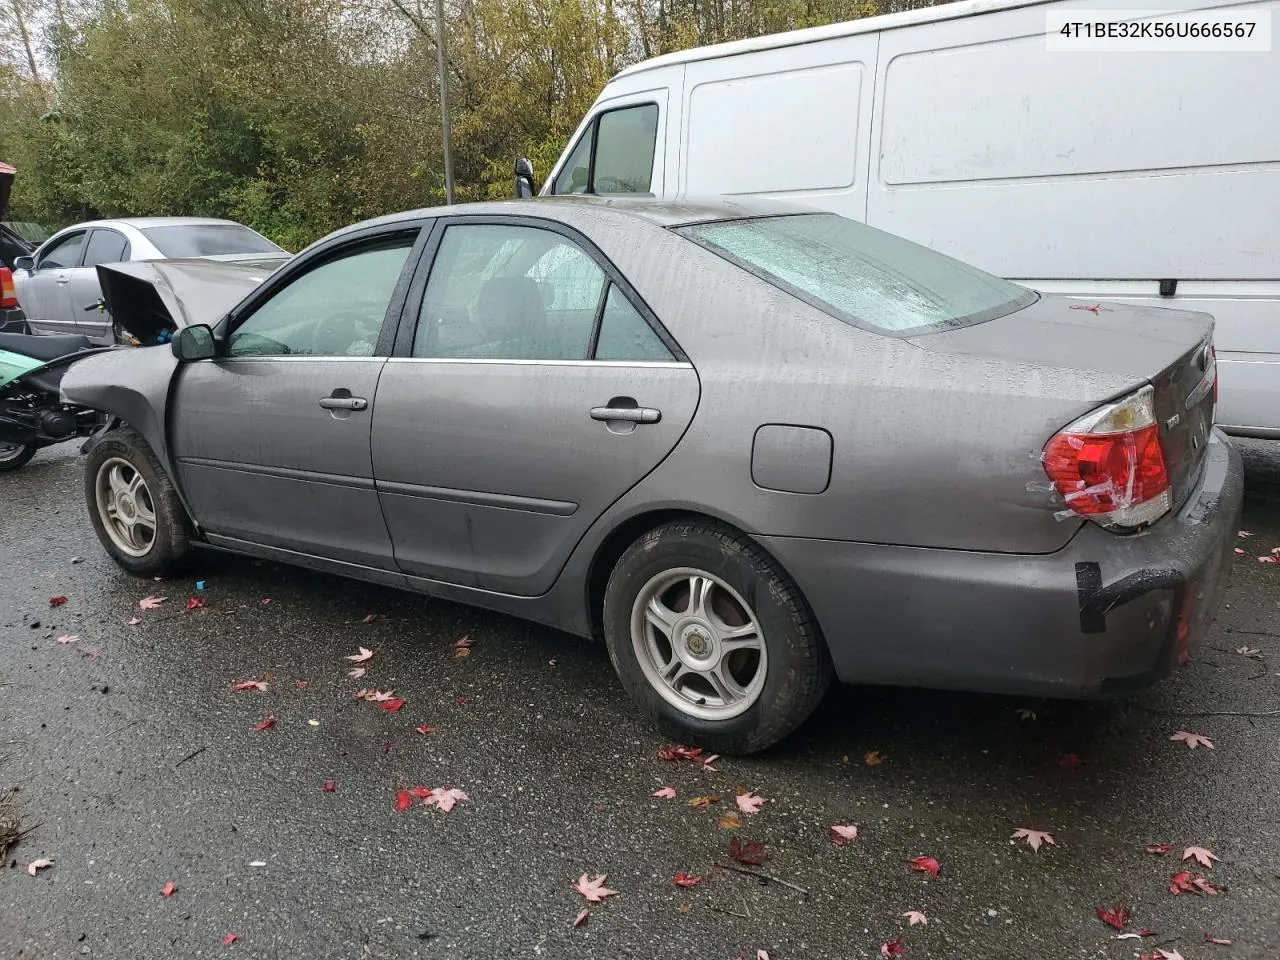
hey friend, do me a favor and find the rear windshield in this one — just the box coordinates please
[676,213,1036,335]
[142,224,281,258]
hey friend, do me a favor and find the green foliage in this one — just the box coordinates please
[0,0,920,246]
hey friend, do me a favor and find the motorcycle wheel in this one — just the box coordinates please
[0,440,36,472]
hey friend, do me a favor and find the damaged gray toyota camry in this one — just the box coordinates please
[61,196,1243,753]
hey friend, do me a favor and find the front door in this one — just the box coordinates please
[19,229,87,335]
[170,231,421,569]
[372,218,699,596]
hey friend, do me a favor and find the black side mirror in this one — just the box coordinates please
[172,324,217,361]
[514,157,536,199]
[14,255,33,272]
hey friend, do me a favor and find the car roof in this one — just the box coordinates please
[612,0,1048,79]
[84,217,254,230]
[334,195,821,240]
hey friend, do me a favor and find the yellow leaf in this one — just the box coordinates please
[716,812,742,830]
[864,751,884,766]
[688,794,720,811]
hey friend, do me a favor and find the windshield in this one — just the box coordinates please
[677,213,1036,335]
[142,224,282,258]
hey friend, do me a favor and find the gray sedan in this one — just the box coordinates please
[15,217,288,344]
[61,197,1242,753]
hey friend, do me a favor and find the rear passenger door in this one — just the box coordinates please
[371,217,700,596]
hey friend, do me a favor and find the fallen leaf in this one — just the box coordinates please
[735,791,766,815]
[729,836,769,865]
[454,635,473,658]
[830,824,859,846]
[672,872,701,887]
[454,647,470,659]
[128,617,142,625]
[295,680,307,689]
[1183,846,1220,868]
[573,908,589,927]
[1058,753,1081,771]
[55,634,79,644]
[394,790,414,812]
[1257,555,1277,564]
[903,910,927,926]
[716,812,742,830]
[423,787,469,813]
[1170,730,1214,749]
[138,595,166,610]
[185,595,206,611]
[344,646,374,663]
[1142,951,1184,960]
[49,595,68,608]
[377,698,406,713]
[1234,646,1261,656]
[347,666,366,680]
[254,715,276,732]
[221,932,238,946]
[1192,876,1220,895]
[1096,904,1130,930]
[1238,530,1253,537]
[757,952,770,960]
[1234,547,1245,555]
[354,688,383,701]
[1012,827,1056,852]
[1169,871,1220,896]
[701,754,720,773]
[689,794,720,811]
[415,724,435,735]
[26,858,53,876]
[230,679,267,692]
[362,613,380,623]
[909,855,939,878]
[322,780,336,793]
[880,937,907,958]
[1146,843,1173,855]
[1204,935,1233,946]
[652,786,677,799]
[161,881,177,897]
[455,697,469,706]
[261,598,271,604]
[81,649,99,660]
[573,873,618,903]
[864,750,883,766]
[1015,708,1036,720]
[657,744,704,763]
[406,786,434,799]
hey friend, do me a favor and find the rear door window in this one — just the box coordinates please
[83,229,131,267]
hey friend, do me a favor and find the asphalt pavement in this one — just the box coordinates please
[3,440,1280,959]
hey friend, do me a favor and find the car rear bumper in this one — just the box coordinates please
[757,429,1244,698]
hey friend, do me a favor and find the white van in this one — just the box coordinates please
[533,0,1280,437]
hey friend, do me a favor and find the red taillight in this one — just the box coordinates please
[1042,385,1171,530]
[0,267,16,309]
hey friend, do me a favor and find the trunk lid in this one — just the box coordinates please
[911,294,1217,511]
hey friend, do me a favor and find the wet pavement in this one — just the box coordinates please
[3,440,1280,960]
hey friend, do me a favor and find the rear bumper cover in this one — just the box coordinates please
[757,429,1244,698]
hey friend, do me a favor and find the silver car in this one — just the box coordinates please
[61,197,1243,753]
[14,217,288,344]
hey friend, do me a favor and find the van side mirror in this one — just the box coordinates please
[172,324,217,361]
[14,255,33,272]
[514,157,536,199]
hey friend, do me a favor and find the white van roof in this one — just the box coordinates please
[613,0,1049,80]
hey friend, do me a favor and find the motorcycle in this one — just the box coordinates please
[0,332,110,472]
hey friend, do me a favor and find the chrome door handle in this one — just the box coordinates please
[319,396,367,411]
[590,405,661,424]
[56,276,70,285]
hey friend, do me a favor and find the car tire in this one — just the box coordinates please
[0,440,37,472]
[84,425,192,576]
[603,519,832,754]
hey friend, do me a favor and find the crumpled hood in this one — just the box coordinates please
[98,257,289,343]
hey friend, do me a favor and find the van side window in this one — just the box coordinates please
[551,103,659,196]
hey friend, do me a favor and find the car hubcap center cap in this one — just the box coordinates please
[119,495,135,520]
[676,619,717,664]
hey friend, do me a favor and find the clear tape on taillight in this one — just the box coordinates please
[1040,384,1172,530]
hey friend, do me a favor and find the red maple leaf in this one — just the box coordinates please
[880,937,907,958]
[406,786,434,799]
[221,932,238,946]
[573,908,589,927]
[377,698,406,712]
[185,595,206,612]
[415,724,435,735]
[230,680,267,693]
[573,873,618,903]
[394,789,414,812]
[254,715,276,732]
[830,824,859,846]
[657,744,704,763]
[1096,904,1130,930]
[909,855,940,878]
[1145,843,1173,855]
[160,881,177,897]
[455,697,469,706]
[322,780,336,793]
[673,872,702,888]
[49,595,68,607]
[729,836,769,865]
[1204,934,1233,946]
